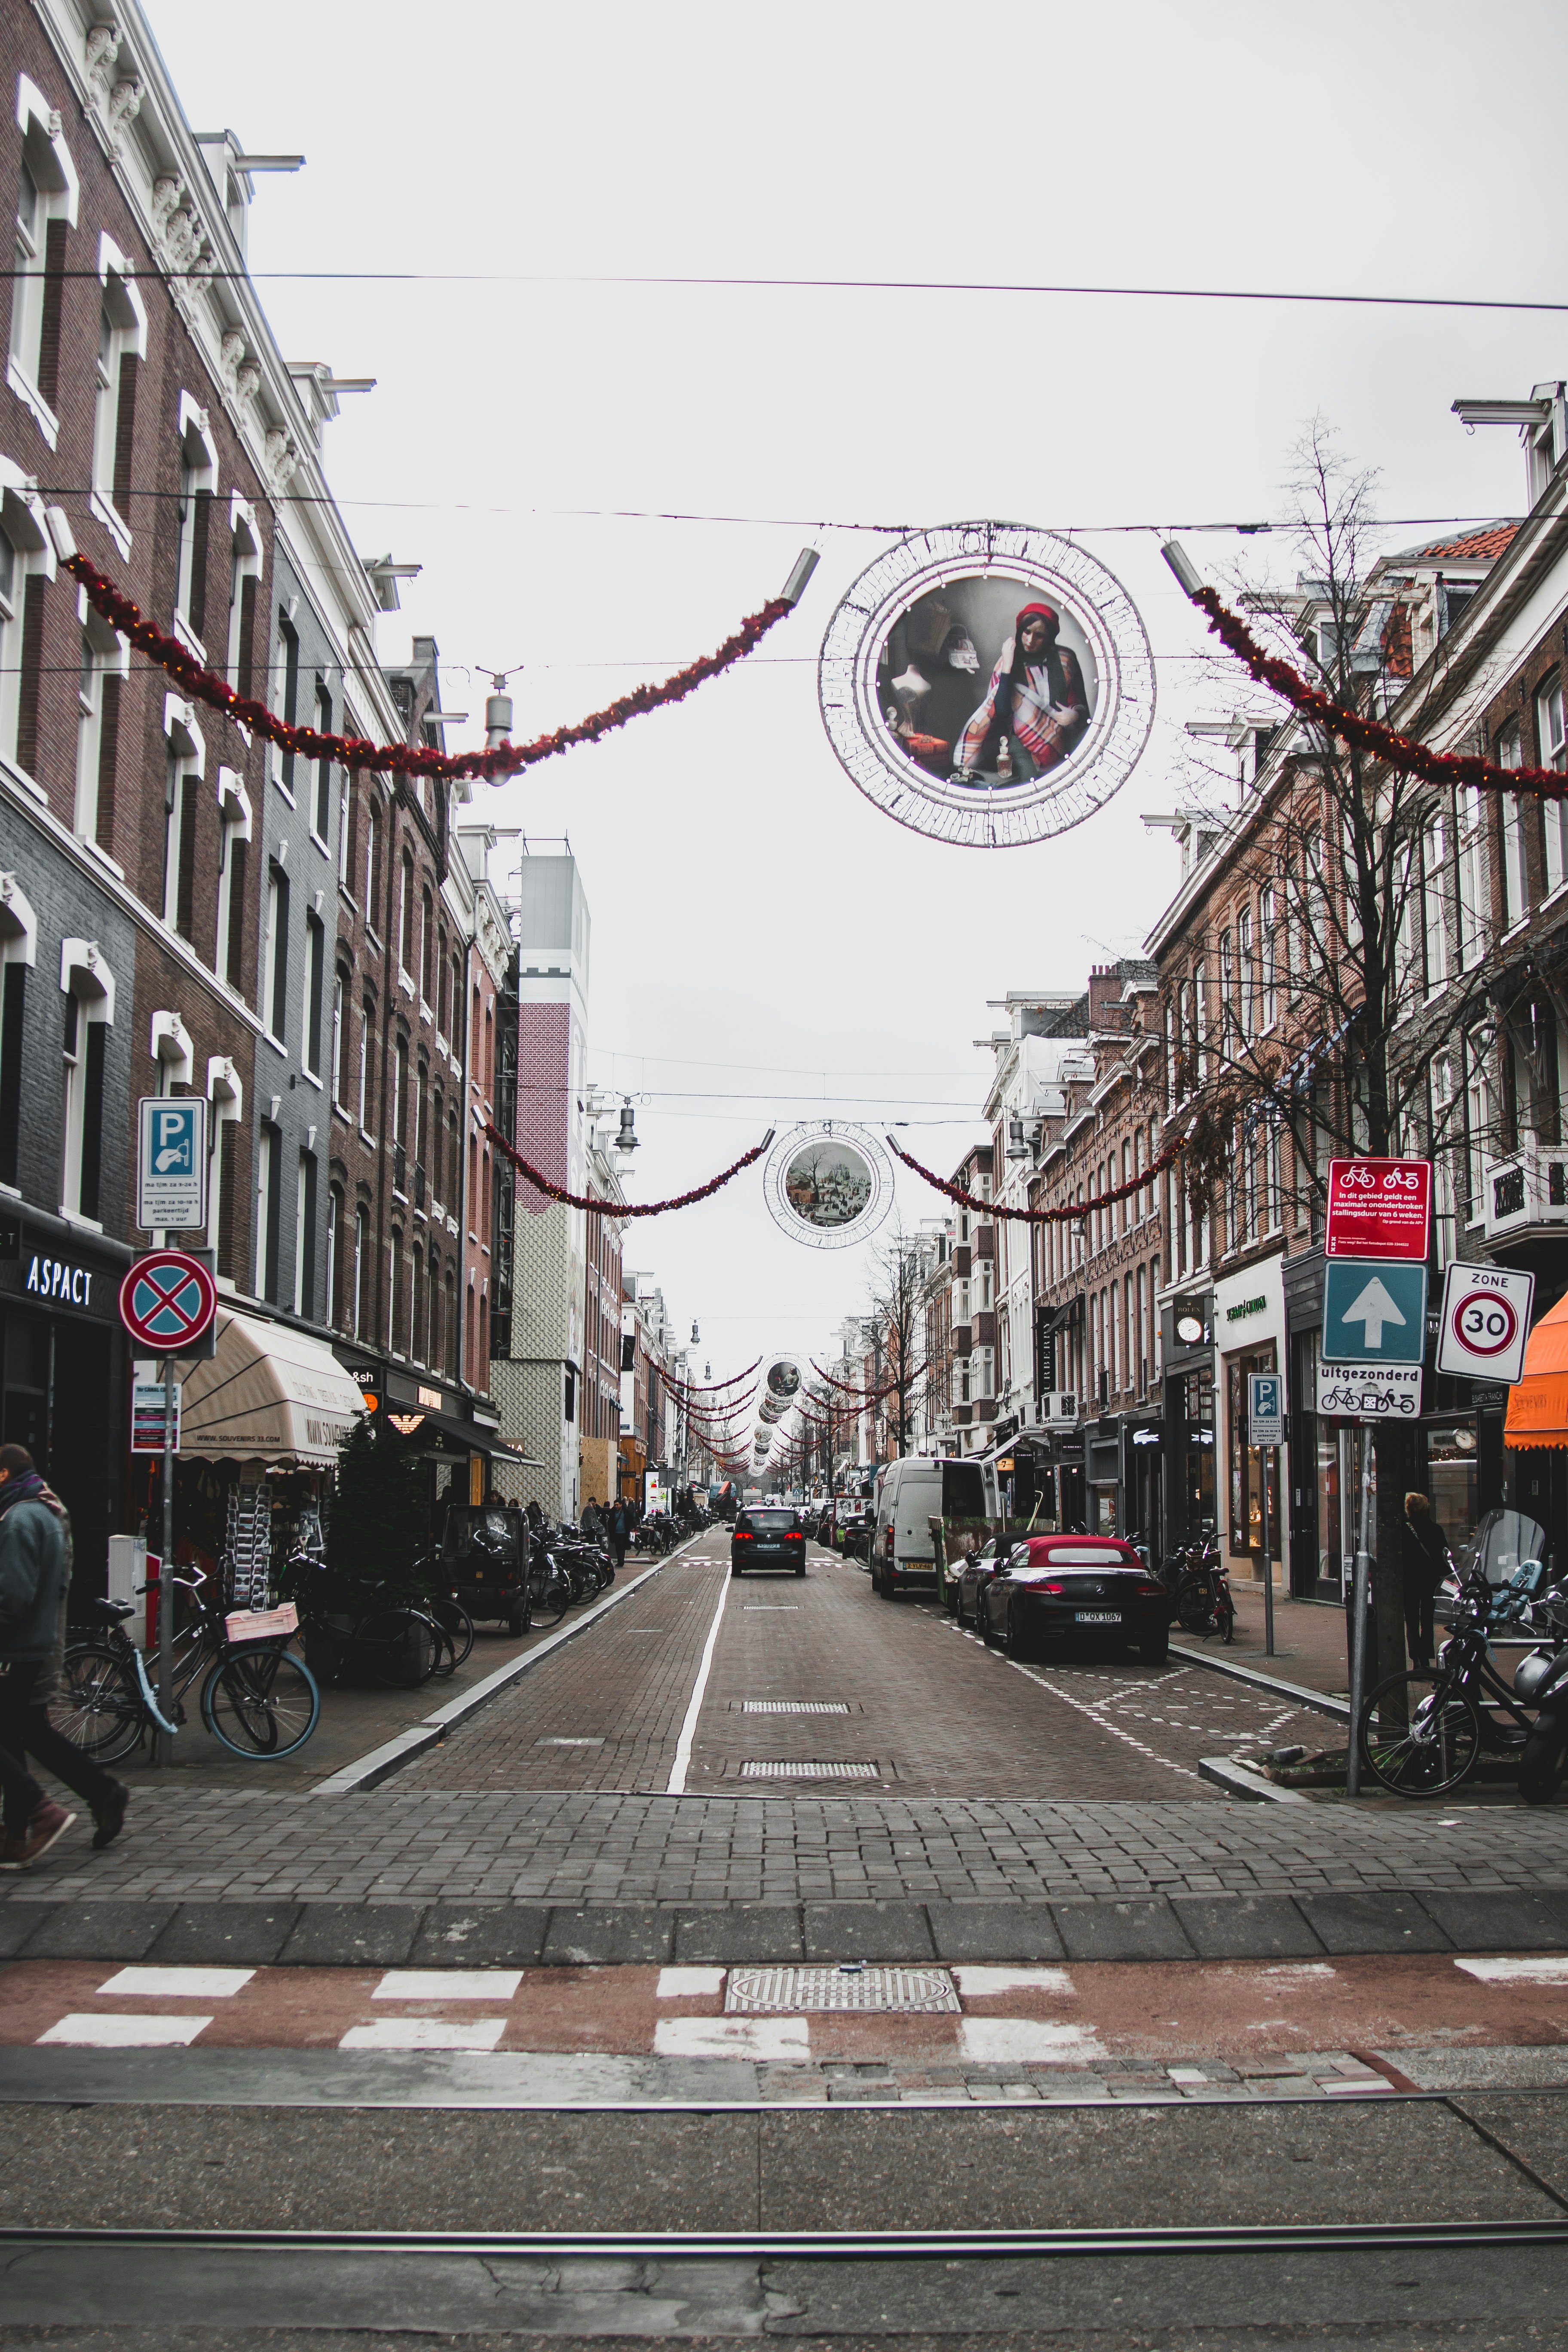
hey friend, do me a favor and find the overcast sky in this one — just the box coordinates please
[148,0,1568,1443]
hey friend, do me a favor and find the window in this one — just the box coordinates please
[420,886,434,1004]
[437,937,449,1037]
[1217,934,1232,1041]
[364,802,381,927]
[74,617,124,848]
[399,849,414,973]
[293,1152,316,1319]
[161,703,203,943]
[0,911,28,1189]
[1539,677,1568,893]
[173,398,216,646]
[390,1227,405,1352]
[226,496,261,692]
[9,86,77,438]
[257,1124,281,1302]
[1237,906,1254,1038]
[1498,726,1528,928]
[331,971,344,1103]
[275,608,300,793]
[358,1000,373,1130]
[302,912,324,1077]
[0,480,54,773]
[1458,787,1488,969]
[1423,814,1449,991]
[337,767,350,884]
[90,241,144,538]
[263,867,288,1042]
[326,1185,340,1326]
[485,1004,494,1093]
[1259,888,1277,1030]
[1465,1033,1493,1219]
[215,1113,239,1281]
[59,988,102,1221]
[410,1240,425,1364]
[354,1204,369,1338]
[393,1037,408,1151]
[313,680,333,842]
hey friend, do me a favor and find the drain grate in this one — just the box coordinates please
[739,1759,877,1779]
[727,1965,959,2015]
[743,1700,850,1714]
[742,1605,799,1612]
[535,1736,605,1747]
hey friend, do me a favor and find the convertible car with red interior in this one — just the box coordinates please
[978,1535,1171,1665]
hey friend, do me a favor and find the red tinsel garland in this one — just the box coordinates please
[485,1122,768,1218]
[808,1359,929,1405]
[661,1358,763,1397]
[64,550,791,786]
[884,1134,1185,1225]
[1189,582,1568,802]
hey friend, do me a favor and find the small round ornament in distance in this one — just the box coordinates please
[763,1123,893,1250]
[819,521,1155,848]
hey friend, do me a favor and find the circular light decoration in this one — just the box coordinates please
[819,521,1155,848]
[763,1354,803,1402]
[763,1124,894,1251]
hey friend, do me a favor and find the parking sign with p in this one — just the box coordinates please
[136,1096,208,1232]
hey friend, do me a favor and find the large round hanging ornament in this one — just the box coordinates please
[819,521,1155,848]
[763,1124,893,1251]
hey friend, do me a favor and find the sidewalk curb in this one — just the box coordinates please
[1198,1755,1312,1805]
[311,1534,706,1795]
[1170,1642,1351,1723]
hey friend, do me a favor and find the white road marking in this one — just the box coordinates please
[653,2015,811,2063]
[667,1557,735,1795]
[340,2018,508,2051]
[40,2014,212,2047]
[1001,1655,1204,1782]
[657,1966,727,1998]
[1455,1956,1568,1985]
[953,1966,1075,1998]
[96,1967,254,1999]
[374,1970,523,2001]
[958,2019,1107,2063]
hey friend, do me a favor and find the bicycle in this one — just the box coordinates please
[50,1572,320,1764]
[1358,1567,1543,1797]
[280,1553,446,1689]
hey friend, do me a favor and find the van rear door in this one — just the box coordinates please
[895,1466,941,1565]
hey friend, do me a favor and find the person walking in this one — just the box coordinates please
[0,1444,128,1868]
[1402,1490,1450,1671]
[606,1496,628,1570]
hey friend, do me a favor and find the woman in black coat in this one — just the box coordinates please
[1402,1491,1450,1670]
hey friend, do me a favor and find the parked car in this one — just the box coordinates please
[731,1506,807,1577]
[439,1503,530,1635]
[977,1535,1172,1664]
[950,1534,1012,1627]
[870,1456,988,1599]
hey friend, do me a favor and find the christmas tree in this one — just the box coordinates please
[328,1416,430,1596]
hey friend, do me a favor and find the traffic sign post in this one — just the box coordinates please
[1323,1260,1427,1364]
[1436,1261,1536,1387]
[119,1251,217,1765]
[1247,1372,1284,1656]
[1325,1158,1431,1261]
[136,1096,208,1234]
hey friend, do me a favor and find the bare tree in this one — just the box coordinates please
[864,1222,925,1461]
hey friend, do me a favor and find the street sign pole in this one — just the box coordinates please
[1347,1435,1374,1801]
[1261,1464,1274,1659]
[158,1354,175,1767]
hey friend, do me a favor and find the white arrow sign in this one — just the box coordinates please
[1341,1274,1406,1350]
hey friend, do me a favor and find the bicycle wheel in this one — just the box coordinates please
[1174,1577,1212,1633]
[48,1643,144,1764]
[433,1599,474,1671]
[428,1619,458,1678]
[359,1607,438,1687]
[202,1648,320,1759]
[1359,1668,1482,1798]
[529,1568,572,1629]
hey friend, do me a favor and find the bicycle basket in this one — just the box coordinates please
[225,1602,299,1647]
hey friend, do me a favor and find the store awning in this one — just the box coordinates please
[379,1400,539,1465]
[1504,1291,1568,1450]
[173,1308,365,1468]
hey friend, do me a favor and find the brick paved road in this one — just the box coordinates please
[404,1533,1326,1801]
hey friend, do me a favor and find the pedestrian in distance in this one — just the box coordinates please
[606,1497,628,1569]
[581,1497,603,1540]
[1402,1490,1450,1671]
[0,1443,128,1868]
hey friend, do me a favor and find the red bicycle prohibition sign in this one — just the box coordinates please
[119,1250,217,1352]
[1450,1288,1519,1359]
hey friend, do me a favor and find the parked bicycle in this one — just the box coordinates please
[49,1571,320,1763]
[1358,1564,1550,1797]
[280,1552,450,1688]
[1164,1533,1236,1644]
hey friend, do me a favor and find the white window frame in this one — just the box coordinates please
[225,490,263,688]
[331,969,344,1104]
[214,767,251,990]
[8,78,78,448]
[1259,887,1277,1031]
[172,391,217,654]
[1457,786,1488,970]
[301,909,324,1078]
[1538,677,1568,896]
[58,937,113,1226]
[205,1056,243,1266]
[73,593,127,845]
[262,866,286,1047]
[89,233,144,555]
[160,695,204,933]
[1423,812,1449,993]
[0,458,55,778]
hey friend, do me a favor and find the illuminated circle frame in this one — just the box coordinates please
[819,521,1156,848]
[763,1122,893,1252]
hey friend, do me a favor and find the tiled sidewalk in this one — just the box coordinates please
[4,1786,1568,1912]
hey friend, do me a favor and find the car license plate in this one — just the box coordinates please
[1074,1610,1121,1623]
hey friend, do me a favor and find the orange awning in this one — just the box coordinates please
[1504,1289,1568,1450]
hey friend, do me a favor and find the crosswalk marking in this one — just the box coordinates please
[39,2014,213,2047]
[372,1970,524,2000]
[340,2018,509,2051]
[97,1966,254,1999]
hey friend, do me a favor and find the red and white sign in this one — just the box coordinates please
[118,1250,217,1354]
[1436,1261,1535,1386]
[1325,1159,1431,1261]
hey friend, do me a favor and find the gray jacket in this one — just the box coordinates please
[0,1493,70,1697]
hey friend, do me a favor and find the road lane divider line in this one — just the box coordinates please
[667,1554,734,1795]
[314,1532,709,1795]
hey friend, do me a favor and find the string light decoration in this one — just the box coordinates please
[1166,550,1568,801]
[484,1123,770,1216]
[884,1133,1186,1222]
[64,549,798,785]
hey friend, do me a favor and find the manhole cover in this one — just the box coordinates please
[739,1760,877,1779]
[727,1966,959,2014]
[743,1700,850,1714]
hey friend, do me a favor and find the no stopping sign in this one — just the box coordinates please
[1436,1262,1534,1386]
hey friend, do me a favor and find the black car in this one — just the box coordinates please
[949,1534,1010,1627]
[978,1535,1172,1665]
[439,1503,530,1635]
[732,1507,807,1577]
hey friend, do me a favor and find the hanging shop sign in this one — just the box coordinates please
[819,522,1155,848]
[1436,1261,1535,1387]
[763,1124,893,1250]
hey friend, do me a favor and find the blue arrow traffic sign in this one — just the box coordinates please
[1323,1259,1427,1363]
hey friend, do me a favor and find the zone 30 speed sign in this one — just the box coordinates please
[1435,1261,1535,1387]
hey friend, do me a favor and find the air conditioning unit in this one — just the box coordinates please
[1482,1140,1568,1240]
[1042,1390,1078,1427]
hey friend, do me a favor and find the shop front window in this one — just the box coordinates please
[1424,1424,1481,1577]
[1182,1366,1214,1533]
[1226,1345,1280,1560]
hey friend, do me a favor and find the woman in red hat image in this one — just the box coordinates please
[953,602,1090,785]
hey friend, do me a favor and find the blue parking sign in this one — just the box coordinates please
[136,1096,208,1231]
[1322,1259,1427,1363]
[1248,1373,1284,1446]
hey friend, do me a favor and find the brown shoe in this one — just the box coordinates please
[12,1800,76,1868]
[0,1830,27,1869]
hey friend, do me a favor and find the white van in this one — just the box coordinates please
[870,1456,989,1598]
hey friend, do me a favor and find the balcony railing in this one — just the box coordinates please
[1482,1139,1568,1241]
